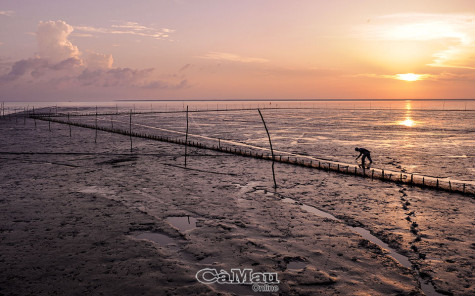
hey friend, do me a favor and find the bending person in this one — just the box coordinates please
[355,147,372,168]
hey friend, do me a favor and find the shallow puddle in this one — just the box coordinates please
[283,198,337,221]
[166,216,197,232]
[133,232,175,246]
[351,226,411,268]
[280,197,443,296]
[234,181,265,195]
[78,186,114,195]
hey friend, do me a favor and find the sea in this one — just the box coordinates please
[2,99,474,182]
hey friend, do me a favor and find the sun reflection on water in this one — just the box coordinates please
[399,101,416,127]
[400,118,415,127]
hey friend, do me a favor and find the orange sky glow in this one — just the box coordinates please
[0,1,475,101]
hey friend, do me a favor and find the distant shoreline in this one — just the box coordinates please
[115,98,475,102]
[2,98,474,103]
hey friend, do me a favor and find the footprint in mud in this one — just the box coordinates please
[397,185,426,260]
[410,224,418,235]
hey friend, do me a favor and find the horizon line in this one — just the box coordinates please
[114,98,475,102]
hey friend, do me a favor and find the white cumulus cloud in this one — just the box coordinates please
[84,51,113,70]
[37,20,80,63]
[0,20,185,90]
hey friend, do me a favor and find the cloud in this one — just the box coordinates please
[0,20,183,90]
[143,78,188,89]
[0,57,81,83]
[77,68,187,89]
[1,58,47,82]
[84,51,113,70]
[37,20,80,63]
[0,10,14,17]
[179,63,192,72]
[75,21,174,40]
[77,68,151,87]
[355,13,475,69]
[199,52,269,63]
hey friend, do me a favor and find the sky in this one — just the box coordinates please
[1,0,475,101]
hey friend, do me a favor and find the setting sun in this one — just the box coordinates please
[395,73,422,82]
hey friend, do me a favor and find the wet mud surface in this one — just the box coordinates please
[0,118,473,295]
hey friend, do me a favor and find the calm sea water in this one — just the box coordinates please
[3,100,474,181]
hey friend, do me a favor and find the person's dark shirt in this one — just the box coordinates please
[357,148,370,156]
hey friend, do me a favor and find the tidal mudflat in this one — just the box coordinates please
[0,106,473,295]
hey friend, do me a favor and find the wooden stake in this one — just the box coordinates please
[66,114,70,137]
[129,110,133,152]
[258,109,277,189]
[95,106,98,143]
[33,107,36,129]
[185,105,189,167]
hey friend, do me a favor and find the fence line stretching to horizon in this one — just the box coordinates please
[1,100,473,119]
[23,112,474,197]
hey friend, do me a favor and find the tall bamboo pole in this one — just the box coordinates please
[95,106,98,143]
[258,109,277,189]
[33,107,36,129]
[68,113,71,137]
[129,110,133,153]
[185,105,189,167]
